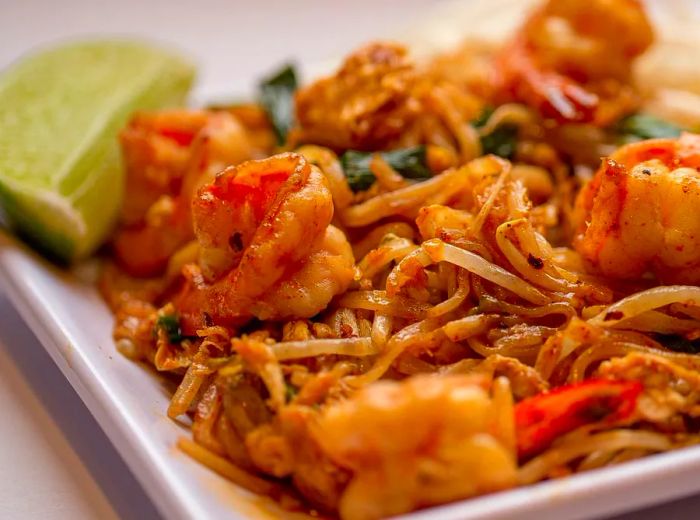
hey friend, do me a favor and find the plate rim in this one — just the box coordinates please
[4,234,700,520]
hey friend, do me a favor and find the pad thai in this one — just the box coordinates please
[100,1,700,518]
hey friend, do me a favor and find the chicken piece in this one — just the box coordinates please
[313,374,517,520]
[598,353,700,425]
[444,354,548,400]
[495,0,653,124]
[245,405,350,514]
[294,42,415,151]
[112,299,157,362]
[294,42,481,156]
[174,153,354,333]
[115,111,257,276]
[574,133,700,284]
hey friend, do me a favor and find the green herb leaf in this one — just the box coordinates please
[654,334,700,354]
[341,146,432,192]
[285,382,299,403]
[480,126,518,158]
[473,106,518,159]
[155,314,182,344]
[616,113,682,142]
[259,63,298,145]
[472,106,494,128]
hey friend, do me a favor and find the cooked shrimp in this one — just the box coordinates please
[119,109,210,225]
[114,111,255,276]
[314,374,517,520]
[255,225,355,319]
[574,133,700,283]
[174,153,354,332]
[495,0,653,124]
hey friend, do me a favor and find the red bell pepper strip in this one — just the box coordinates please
[515,379,642,460]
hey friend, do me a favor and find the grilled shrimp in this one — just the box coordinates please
[314,374,517,520]
[574,133,700,284]
[496,0,653,124]
[114,111,255,276]
[175,153,354,332]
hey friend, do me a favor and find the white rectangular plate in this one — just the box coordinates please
[3,1,700,518]
[5,229,700,520]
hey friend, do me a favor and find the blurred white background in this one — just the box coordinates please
[1,0,699,518]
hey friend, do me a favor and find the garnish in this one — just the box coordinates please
[341,146,431,192]
[258,63,298,145]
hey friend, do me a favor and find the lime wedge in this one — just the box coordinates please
[0,40,196,262]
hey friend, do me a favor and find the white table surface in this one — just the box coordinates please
[1,0,699,518]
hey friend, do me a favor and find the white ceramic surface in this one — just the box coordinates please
[5,228,700,520]
[2,1,700,519]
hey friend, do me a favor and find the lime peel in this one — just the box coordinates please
[0,39,196,261]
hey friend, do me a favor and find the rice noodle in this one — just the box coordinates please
[352,222,415,259]
[568,342,646,383]
[518,430,672,485]
[612,310,700,334]
[589,286,700,327]
[491,325,557,350]
[423,239,550,305]
[577,450,617,471]
[443,314,497,342]
[470,158,511,237]
[385,248,434,296]
[370,154,409,191]
[273,337,378,360]
[496,219,579,292]
[348,318,444,387]
[478,293,575,321]
[478,103,536,136]
[467,335,541,360]
[168,363,209,418]
[569,341,700,383]
[340,167,469,227]
[371,312,393,351]
[670,302,700,321]
[358,235,418,279]
[426,268,470,317]
[337,290,430,319]
[296,144,354,210]
[178,438,284,496]
[429,84,482,161]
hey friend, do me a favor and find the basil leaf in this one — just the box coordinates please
[285,382,298,403]
[480,126,518,158]
[654,334,700,354]
[472,106,495,128]
[341,146,431,193]
[616,113,682,142]
[155,314,182,344]
[258,63,298,145]
[473,106,518,159]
